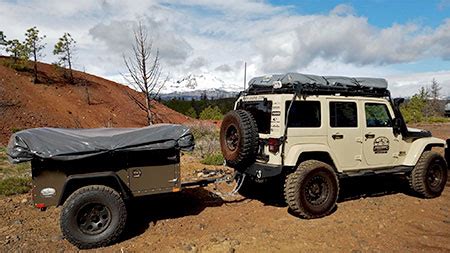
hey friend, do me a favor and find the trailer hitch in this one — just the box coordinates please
[180,169,247,199]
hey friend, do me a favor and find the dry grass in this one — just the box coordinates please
[0,146,31,195]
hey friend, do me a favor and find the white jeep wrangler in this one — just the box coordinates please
[220,73,449,219]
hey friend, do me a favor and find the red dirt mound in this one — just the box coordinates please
[0,57,194,145]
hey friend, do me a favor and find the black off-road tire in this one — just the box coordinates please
[284,160,339,219]
[60,185,127,249]
[408,151,448,198]
[220,110,258,169]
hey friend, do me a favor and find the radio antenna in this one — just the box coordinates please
[243,61,247,91]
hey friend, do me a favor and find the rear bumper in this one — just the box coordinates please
[244,162,283,178]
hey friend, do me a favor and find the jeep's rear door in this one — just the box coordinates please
[327,99,363,170]
[362,102,400,166]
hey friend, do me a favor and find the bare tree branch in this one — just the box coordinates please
[121,21,166,125]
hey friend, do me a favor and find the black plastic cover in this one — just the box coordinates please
[246,72,389,97]
[7,124,194,163]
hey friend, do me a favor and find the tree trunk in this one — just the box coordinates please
[67,46,73,83]
[33,47,38,83]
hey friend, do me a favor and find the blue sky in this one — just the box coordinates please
[272,0,450,28]
[1,0,449,96]
[269,0,450,73]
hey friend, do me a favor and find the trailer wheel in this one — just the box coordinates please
[60,185,127,249]
[409,151,448,198]
[284,160,339,219]
[220,110,258,169]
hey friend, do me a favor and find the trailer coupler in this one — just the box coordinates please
[180,170,247,198]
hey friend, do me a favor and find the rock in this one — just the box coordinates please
[196,223,206,230]
[230,239,240,247]
[13,220,22,225]
[182,243,198,252]
[51,235,63,242]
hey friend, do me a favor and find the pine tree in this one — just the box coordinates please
[54,33,76,83]
[5,39,29,69]
[25,27,46,83]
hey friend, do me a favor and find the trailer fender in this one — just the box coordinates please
[58,172,129,206]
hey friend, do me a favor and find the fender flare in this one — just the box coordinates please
[403,137,446,166]
[284,144,340,171]
[57,171,129,206]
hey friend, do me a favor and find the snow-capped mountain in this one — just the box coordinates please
[159,88,238,100]
[160,73,243,99]
[168,73,242,92]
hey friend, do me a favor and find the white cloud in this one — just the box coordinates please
[330,4,355,16]
[387,71,450,97]
[0,0,449,97]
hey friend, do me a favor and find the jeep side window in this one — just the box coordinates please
[329,102,357,127]
[365,103,392,127]
[286,101,321,127]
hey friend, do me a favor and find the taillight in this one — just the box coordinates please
[35,203,45,209]
[268,138,281,153]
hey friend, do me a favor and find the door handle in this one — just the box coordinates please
[332,134,344,140]
[365,133,375,139]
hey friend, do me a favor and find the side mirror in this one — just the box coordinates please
[393,98,405,107]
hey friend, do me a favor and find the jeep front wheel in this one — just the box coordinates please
[284,160,339,219]
[60,185,127,249]
[409,151,448,198]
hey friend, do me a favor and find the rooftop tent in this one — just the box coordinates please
[247,73,389,96]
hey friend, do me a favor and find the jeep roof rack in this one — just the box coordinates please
[245,72,389,97]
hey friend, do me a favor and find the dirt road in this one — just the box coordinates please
[0,124,449,252]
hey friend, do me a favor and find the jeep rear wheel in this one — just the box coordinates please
[284,160,339,219]
[60,185,127,249]
[409,151,448,198]
[220,110,258,169]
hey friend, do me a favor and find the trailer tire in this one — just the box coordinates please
[409,151,448,198]
[220,110,258,169]
[284,160,339,219]
[60,185,127,249]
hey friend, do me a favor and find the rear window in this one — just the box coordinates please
[286,101,321,127]
[238,101,272,134]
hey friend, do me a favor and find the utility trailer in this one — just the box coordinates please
[7,124,233,249]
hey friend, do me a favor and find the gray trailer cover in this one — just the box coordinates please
[248,72,388,90]
[7,124,194,163]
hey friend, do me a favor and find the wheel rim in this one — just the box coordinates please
[76,203,112,235]
[225,125,239,151]
[304,175,330,206]
[427,163,444,189]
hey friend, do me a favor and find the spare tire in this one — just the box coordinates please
[220,110,259,169]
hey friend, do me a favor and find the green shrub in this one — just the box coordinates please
[11,127,22,133]
[187,123,221,159]
[424,116,450,123]
[199,106,223,120]
[186,107,197,118]
[201,153,224,166]
[0,177,31,196]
